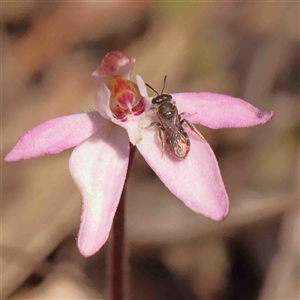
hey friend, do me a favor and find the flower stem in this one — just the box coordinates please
[109,144,136,300]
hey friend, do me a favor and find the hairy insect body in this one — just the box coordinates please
[155,99,190,159]
[146,77,204,159]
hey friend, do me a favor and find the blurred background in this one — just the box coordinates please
[2,2,299,300]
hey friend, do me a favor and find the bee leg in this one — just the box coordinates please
[179,112,197,118]
[142,121,159,129]
[157,124,166,158]
[181,119,206,141]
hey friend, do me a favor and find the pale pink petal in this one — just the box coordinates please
[117,117,143,145]
[69,123,129,257]
[94,82,114,120]
[172,92,274,129]
[5,112,108,162]
[115,113,154,145]
[92,51,135,85]
[136,74,149,98]
[136,127,229,221]
[136,74,152,111]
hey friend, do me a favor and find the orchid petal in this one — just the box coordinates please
[136,127,229,221]
[94,82,114,121]
[69,123,129,257]
[5,112,107,162]
[116,118,143,145]
[172,92,274,129]
[114,115,146,145]
[92,51,135,85]
[136,74,152,112]
[136,74,149,98]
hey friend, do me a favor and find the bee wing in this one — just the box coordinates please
[157,113,172,128]
[171,105,181,127]
[158,106,180,128]
[156,106,189,159]
[166,126,190,159]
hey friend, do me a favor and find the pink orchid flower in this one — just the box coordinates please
[5,51,274,257]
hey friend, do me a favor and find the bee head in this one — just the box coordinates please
[146,76,172,106]
[152,94,172,105]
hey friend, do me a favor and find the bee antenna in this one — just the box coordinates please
[145,83,159,96]
[161,75,167,94]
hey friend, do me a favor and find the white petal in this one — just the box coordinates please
[69,123,129,257]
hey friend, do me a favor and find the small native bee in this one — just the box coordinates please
[145,76,204,159]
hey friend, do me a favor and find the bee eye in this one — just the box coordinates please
[152,98,158,104]
[152,96,162,105]
[163,94,172,101]
[152,94,172,105]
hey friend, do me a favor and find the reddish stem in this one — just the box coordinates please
[109,144,136,300]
